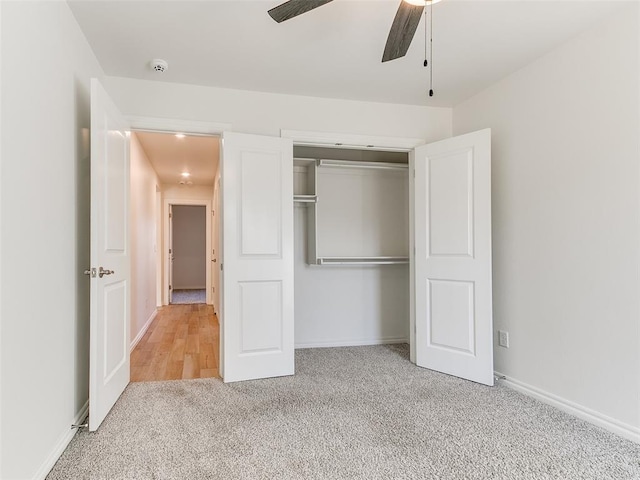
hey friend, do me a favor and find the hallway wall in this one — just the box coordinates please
[130,133,160,346]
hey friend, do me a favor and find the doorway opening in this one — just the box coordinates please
[129,129,222,382]
[292,145,412,356]
[169,204,207,305]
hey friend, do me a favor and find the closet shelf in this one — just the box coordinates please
[317,159,408,171]
[317,256,409,266]
[294,194,318,204]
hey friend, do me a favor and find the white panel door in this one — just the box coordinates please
[412,129,493,386]
[221,132,294,382]
[89,79,131,430]
[212,179,221,315]
[168,204,174,304]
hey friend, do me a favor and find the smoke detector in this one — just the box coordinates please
[150,59,168,73]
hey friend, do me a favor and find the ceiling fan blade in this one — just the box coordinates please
[268,0,334,23]
[382,2,424,62]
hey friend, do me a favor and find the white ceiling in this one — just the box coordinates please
[68,0,625,107]
[134,131,219,186]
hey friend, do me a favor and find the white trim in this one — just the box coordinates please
[281,129,424,152]
[295,337,408,349]
[163,198,213,306]
[127,116,231,135]
[130,309,158,352]
[32,401,89,480]
[495,371,640,444]
[0,2,3,473]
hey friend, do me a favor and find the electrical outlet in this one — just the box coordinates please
[498,330,510,348]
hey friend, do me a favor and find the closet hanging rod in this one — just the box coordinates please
[293,195,318,203]
[317,159,409,171]
[317,256,409,266]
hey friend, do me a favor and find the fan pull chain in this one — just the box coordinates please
[429,2,434,97]
[423,9,428,68]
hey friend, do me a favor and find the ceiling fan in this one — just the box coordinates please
[267,0,437,62]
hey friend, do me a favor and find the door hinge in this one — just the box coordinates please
[169,285,172,290]
[220,263,223,271]
[169,248,172,254]
[83,268,97,278]
[169,212,172,218]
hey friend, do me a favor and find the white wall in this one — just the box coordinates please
[294,206,409,348]
[0,2,105,478]
[103,76,452,143]
[453,4,640,437]
[172,205,206,290]
[130,133,160,345]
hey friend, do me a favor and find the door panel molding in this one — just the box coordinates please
[221,132,294,383]
[89,78,131,431]
[412,128,493,386]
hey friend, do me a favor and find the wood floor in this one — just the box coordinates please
[130,304,220,382]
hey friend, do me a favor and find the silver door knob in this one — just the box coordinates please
[98,267,114,278]
[212,259,217,263]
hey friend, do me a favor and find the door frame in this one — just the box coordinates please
[162,199,213,305]
[127,116,230,308]
[281,129,425,362]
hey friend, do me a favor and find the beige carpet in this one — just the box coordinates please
[47,344,640,479]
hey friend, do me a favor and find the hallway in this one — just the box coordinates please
[130,304,220,381]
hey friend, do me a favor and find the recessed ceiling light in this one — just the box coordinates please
[181,172,190,178]
[175,133,186,139]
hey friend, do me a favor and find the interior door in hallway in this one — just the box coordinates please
[168,204,174,304]
[212,178,221,315]
[89,78,131,431]
[412,129,494,386]
[220,132,294,382]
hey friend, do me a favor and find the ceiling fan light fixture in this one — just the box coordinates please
[403,0,441,5]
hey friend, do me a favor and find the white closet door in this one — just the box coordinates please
[89,79,131,430]
[220,132,294,382]
[412,129,493,386]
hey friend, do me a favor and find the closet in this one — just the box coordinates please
[292,146,411,348]
[219,129,493,386]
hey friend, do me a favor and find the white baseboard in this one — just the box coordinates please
[295,337,408,349]
[172,286,205,291]
[130,309,157,352]
[32,400,89,480]
[495,371,639,444]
